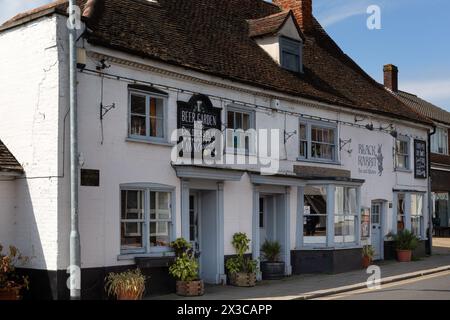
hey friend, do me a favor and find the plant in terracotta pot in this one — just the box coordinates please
[226,233,258,287]
[362,245,375,268]
[260,240,285,280]
[105,269,147,300]
[169,238,204,296]
[393,230,419,262]
[0,244,29,300]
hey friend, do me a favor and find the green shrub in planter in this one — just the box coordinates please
[226,233,258,287]
[260,240,285,280]
[393,230,419,250]
[393,230,419,262]
[169,238,204,296]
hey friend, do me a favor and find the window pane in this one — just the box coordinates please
[150,118,164,137]
[227,111,235,129]
[130,115,146,136]
[259,197,264,228]
[236,112,242,129]
[299,124,307,140]
[397,194,405,231]
[150,222,170,247]
[121,222,144,249]
[300,141,307,158]
[157,192,171,219]
[282,51,300,72]
[334,216,356,243]
[304,186,327,243]
[243,113,250,131]
[130,94,146,115]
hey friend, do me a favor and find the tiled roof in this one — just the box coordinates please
[1,0,432,126]
[0,140,23,173]
[247,10,303,39]
[393,90,450,126]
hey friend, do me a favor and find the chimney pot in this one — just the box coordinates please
[273,0,313,33]
[384,64,398,92]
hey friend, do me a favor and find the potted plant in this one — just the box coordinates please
[260,240,284,280]
[0,244,29,300]
[169,238,204,296]
[393,230,419,262]
[226,233,258,287]
[105,269,146,300]
[362,245,375,268]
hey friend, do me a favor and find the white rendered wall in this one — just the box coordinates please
[0,16,61,270]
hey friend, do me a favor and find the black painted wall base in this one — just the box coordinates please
[291,248,363,274]
[17,264,175,300]
[384,240,427,260]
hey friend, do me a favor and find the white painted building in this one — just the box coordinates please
[0,0,433,299]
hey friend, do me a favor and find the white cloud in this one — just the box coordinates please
[0,0,52,25]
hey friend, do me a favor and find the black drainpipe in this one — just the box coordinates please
[427,125,436,255]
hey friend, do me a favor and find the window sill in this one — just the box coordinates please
[297,245,362,251]
[117,251,175,261]
[394,168,412,173]
[126,137,174,147]
[296,158,341,166]
[224,149,257,157]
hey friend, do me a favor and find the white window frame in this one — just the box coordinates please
[120,183,176,255]
[128,89,168,143]
[393,191,426,240]
[431,127,449,155]
[297,118,338,164]
[395,135,411,171]
[334,186,359,245]
[300,183,361,249]
[225,104,256,155]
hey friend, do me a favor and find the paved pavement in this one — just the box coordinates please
[149,238,450,300]
[315,270,450,300]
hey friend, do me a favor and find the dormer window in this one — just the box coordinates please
[280,36,302,73]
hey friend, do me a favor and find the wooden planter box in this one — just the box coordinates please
[229,272,256,287]
[0,287,21,300]
[176,280,205,297]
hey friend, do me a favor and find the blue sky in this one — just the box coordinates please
[1,0,449,110]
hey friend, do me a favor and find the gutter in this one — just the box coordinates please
[68,0,81,300]
[427,125,437,255]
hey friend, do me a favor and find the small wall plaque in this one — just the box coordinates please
[81,169,100,187]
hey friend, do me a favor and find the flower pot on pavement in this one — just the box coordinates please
[0,287,21,300]
[230,272,256,287]
[176,280,205,296]
[396,249,412,262]
[362,256,372,268]
[261,262,285,280]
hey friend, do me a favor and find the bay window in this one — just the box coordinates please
[120,185,174,254]
[334,187,358,244]
[303,186,328,245]
[298,119,337,163]
[411,194,424,238]
[394,192,426,239]
[301,184,362,248]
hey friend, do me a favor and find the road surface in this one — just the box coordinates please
[316,270,450,300]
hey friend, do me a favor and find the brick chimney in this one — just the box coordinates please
[383,64,398,92]
[273,0,313,33]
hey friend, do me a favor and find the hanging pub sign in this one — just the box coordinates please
[177,94,222,158]
[414,139,427,179]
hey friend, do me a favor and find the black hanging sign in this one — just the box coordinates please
[414,139,427,179]
[177,94,222,158]
[177,94,222,130]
